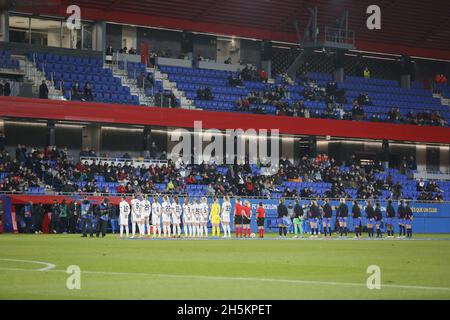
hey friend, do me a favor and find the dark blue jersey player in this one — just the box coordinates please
[365,200,375,238]
[337,198,349,238]
[374,201,383,238]
[351,200,362,238]
[404,201,413,238]
[386,199,396,238]
[397,200,406,239]
[321,199,333,239]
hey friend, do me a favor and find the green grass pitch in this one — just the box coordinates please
[1,233,450,300]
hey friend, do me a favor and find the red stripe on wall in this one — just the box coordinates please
[1,96,449,144]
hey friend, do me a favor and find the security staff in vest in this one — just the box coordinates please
[80,196,93,237]
[96,198,110,238]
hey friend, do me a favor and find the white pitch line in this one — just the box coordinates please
[0,258,56,271]
[0,263,449,292]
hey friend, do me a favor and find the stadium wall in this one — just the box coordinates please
[3,194,450,234]
[1,97,450,144]
[16,6,450,61]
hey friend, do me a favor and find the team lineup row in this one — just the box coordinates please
[117,195,241,239]
[77,195,413,240]
[280,198,415,240]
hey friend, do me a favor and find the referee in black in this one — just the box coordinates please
[277,198,288,238]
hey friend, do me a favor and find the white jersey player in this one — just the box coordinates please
[119,196,130,238]
[221,195,232,238]
[161,195,172,237]
[151,196,162,237]
[183,197,192,237]
[130,195,144,238]
[171,196,182,238]
[192,197,201,237]
[140,195,152,237]
[199,197,209,237]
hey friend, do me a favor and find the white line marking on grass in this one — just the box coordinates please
[0,264,449,292]
[0,258,56,271]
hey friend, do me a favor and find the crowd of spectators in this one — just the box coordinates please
[240,65,268,82]
[229,71,449,127]
[1,142,445,202]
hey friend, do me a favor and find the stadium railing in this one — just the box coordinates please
[79,156,168,168]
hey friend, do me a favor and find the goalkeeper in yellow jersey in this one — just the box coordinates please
[210,197,221,237]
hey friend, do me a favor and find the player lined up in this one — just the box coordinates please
[118,195,235,238]
[283,198,414,239]
[119,194,413,239]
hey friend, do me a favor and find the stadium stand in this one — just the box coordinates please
[0,50,20,70]
[161,64,449,126]
[1,145,449,201]
[29,53,140,105]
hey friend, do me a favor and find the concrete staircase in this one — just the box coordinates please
[105,64,153,106]
[17,55,62,100]
[154,68,195,109]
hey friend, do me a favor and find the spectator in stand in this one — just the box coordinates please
[228,73,243,87]
[351,101,365,120]
[357,92,372,106]
[83,82,93,101]
[435,74,447,84]
[416,178,425,191]
[363,67,371,78]
[259,69,268,83]
[224,57,232,64]
[144,73,154,89]
[71,81,81,100]
[0,131,5,151]
[105,45,114,63]
[39,80,49,99]
[3,80,11,96]
[197,87,213,100]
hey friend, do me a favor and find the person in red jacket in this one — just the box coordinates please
[256,202,265,238]
[242,200,252,237]
[259,69,268,83]
[435,74,447,84]
[234,197,243,238]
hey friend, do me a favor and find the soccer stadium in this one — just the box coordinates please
[0,0,450,302]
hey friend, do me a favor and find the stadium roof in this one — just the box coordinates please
[18,0,450,59]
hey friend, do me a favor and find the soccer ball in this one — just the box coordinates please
[250,233,256,238]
